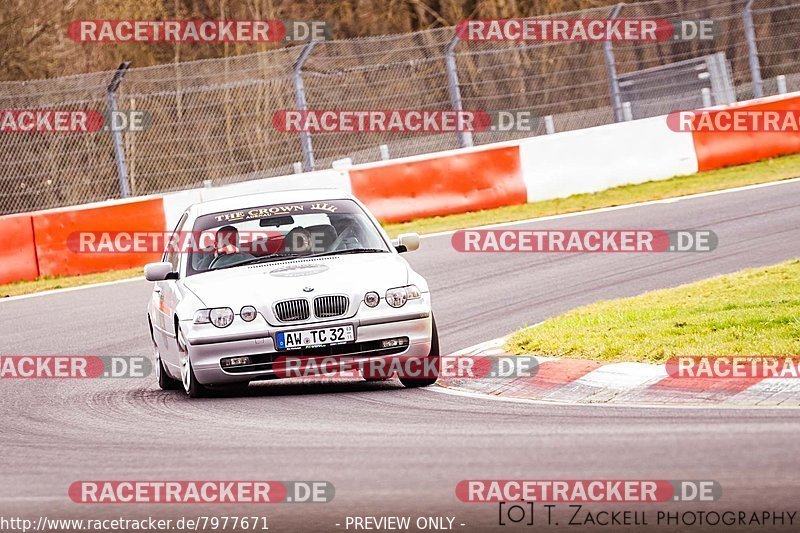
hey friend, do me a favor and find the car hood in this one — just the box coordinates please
[182,253,410,311]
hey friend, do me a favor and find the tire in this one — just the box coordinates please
[400,316,440,388]
[177,327,207,398]
[181,355,207,398]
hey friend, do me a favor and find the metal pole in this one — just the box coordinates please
[293,41,318,172]
[603,4,625,122]
[777,74,787,94]
[544,115,555,134]
[701,88,712,107]
[622,102,633,121]
[743,0,764,98]
[106,61,131,198]
[445,35,473,148]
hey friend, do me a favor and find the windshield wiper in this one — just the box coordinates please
[305,248,388,258]
[213,253,299,270]
[212,248,387,271]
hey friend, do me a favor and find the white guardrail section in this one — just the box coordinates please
[517,115,699,202]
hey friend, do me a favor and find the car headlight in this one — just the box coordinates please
[240,305,257,322]
[210,308,234,328]
[364,291,380,307]
[194,307,234,328]
[385,285,421,308]
[193,309,211,324]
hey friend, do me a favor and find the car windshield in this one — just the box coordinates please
[187,199,390,275]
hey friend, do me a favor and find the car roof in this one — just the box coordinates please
[192,188,354,217]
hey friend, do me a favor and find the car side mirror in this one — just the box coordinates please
[145,262,177,281]
[395,233,420,253]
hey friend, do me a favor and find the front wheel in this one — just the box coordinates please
[178,328,207,398]
[400,316,440,388]
[181,355,207,398]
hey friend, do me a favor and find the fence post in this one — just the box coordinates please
[622,102,633,121]
[743,0,764,98]
[293,41,318,172]
[603,4,625,122]
[106,61,132,198]
[701,88,712,107]
[777,75,787,94]
[544,115,555,134]
[445,34,473,148]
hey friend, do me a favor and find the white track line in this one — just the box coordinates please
[0,276,144,303]
[4,176,800,304]
[419,176,800,239]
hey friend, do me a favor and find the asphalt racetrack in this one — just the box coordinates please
[2,180,800,532]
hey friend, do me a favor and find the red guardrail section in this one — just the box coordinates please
[32,197,166,277]
[0,214,39,284]
[349,145,526,223]
[692,95,800,171]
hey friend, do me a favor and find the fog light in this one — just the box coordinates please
[381,337,409,349]
[364,291,380,307]
[240,305,257,322]
[221,356,251,368]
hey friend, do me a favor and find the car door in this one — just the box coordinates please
[153,212,188,372]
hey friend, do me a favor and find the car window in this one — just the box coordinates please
[187,199,389,275]
[164,211,189,272]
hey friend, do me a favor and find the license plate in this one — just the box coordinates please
[276,325,355,350]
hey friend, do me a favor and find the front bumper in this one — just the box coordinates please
[185,311,433,385]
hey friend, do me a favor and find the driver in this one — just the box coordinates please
[195,225,253,270]
[215,225,240,256]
